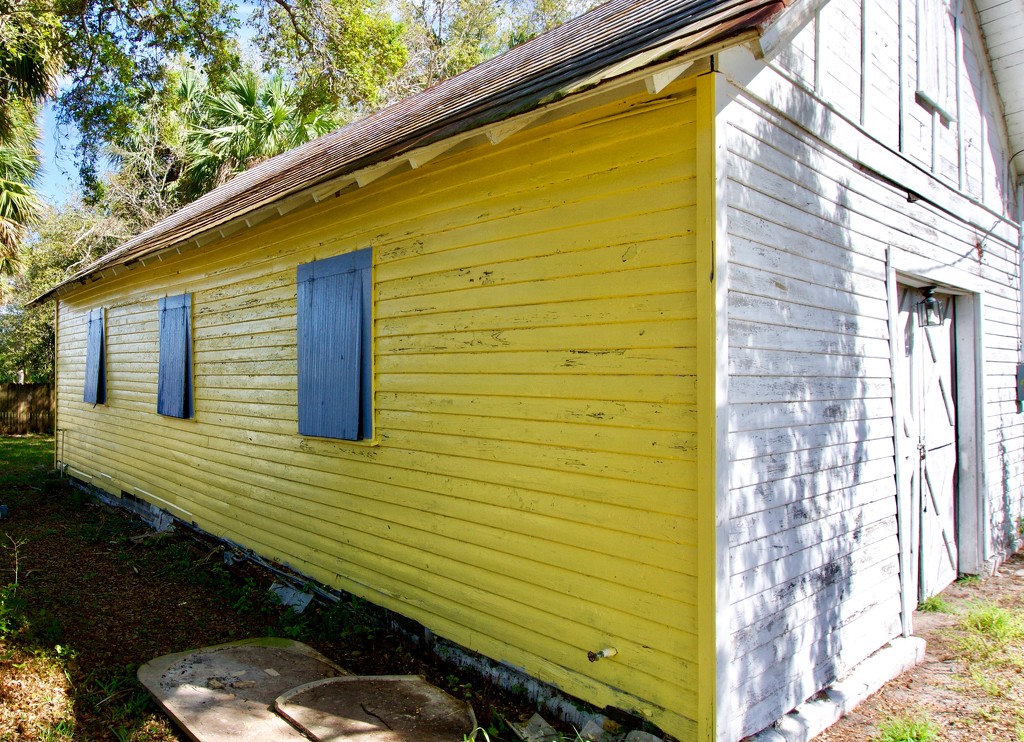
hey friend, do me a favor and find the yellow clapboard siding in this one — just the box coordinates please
[194,344,296,365]
[379,293,698,336]
[376,210,697,283]
[377,319,697,355]
[376,233,695,303]
[380,372,696,403]
[376,348,697,376]
[379,410,697,461]
[194,314,296,339]
[196,272,294,311]
[195,317,698,360]
[191,399,298,422]
[197,404,698,462]
[54,81,703,738]
[191,359,298,377]
[379,427,697,483]
[60,420,702,625]
[105,341,161,356]
[196,386,295,405]
[67,102,697,311]
[372,186,698,291]
[61,405,698,541]
[196,374,297,390]
[378,263,696,318]
[192,291,294,326]
[375,392,697,431]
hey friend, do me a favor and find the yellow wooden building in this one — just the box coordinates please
[36,0,1024,739]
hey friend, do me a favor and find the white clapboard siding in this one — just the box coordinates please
[765,0,1016,218]
[723,55,1021,738]
[863,0,901,148]
[817,0,863,122]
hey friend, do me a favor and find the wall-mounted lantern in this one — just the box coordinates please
[916,286,943,327]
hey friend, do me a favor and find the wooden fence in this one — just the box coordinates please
[0,383,54,435]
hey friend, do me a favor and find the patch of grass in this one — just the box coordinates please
[968,666,1013,697]
[960,603,1024,645]
[0,582,28,638]
[952,601,1024,702]
[36,718,75,741]
[874,714,940,742]
[0,435,54,487]
[956,574,983,587]
[918,594,952,613]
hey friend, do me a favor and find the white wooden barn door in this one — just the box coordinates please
[895,286,959,601]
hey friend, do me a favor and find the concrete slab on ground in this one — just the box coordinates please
[137,637,347,741]
[275,674,477,741]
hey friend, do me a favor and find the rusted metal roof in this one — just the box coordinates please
[38,0,787,302]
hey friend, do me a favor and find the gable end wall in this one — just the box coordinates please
[721,2,1023,733]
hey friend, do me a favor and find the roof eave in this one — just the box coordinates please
[31,0,788,307]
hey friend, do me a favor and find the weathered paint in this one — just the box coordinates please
[716,0,1023,733]
[772,0,1017,214]
[55,80,704,739]
[695,70,732,742]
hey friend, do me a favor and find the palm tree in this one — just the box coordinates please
[0,2,61,290]
[0,132,40,276]
[0,102,42,287]
[0,2,61,144]
[179,69,345,201]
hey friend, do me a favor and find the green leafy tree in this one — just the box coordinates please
[504,0,590,46]
[95,65,202,234]
[86,65,346,229]
[0,203,115,382]
[0,119,40,281]
[0,0,61,143]
[249,0,407,113]
[397,0,501,92]
[393,0,592,97]
[54,0,406,180]
[178,68,347,201]
[53,0,241,183]
[0,0,61,289]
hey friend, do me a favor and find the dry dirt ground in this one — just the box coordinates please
[817,548,1024,741]
[0,436,547,741]
[4,435,1023,741]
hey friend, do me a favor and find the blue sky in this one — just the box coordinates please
[36,100,80,205]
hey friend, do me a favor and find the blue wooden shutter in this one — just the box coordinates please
[157,294,192,418]
[83,308,105,404]
[297,248,372,440]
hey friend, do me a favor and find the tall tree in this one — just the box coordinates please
[397,0,500,93]
[53,0,241,183]
[249,0,407,113]
[0,0,61,143]
[53,0,407,181]
[96,66,347,220]
[393,0,593,97]
[179,68,347,201]
[0,202,114,381]
[95,66,201,234]
[0,119,41,279]
[0,0,61,291]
